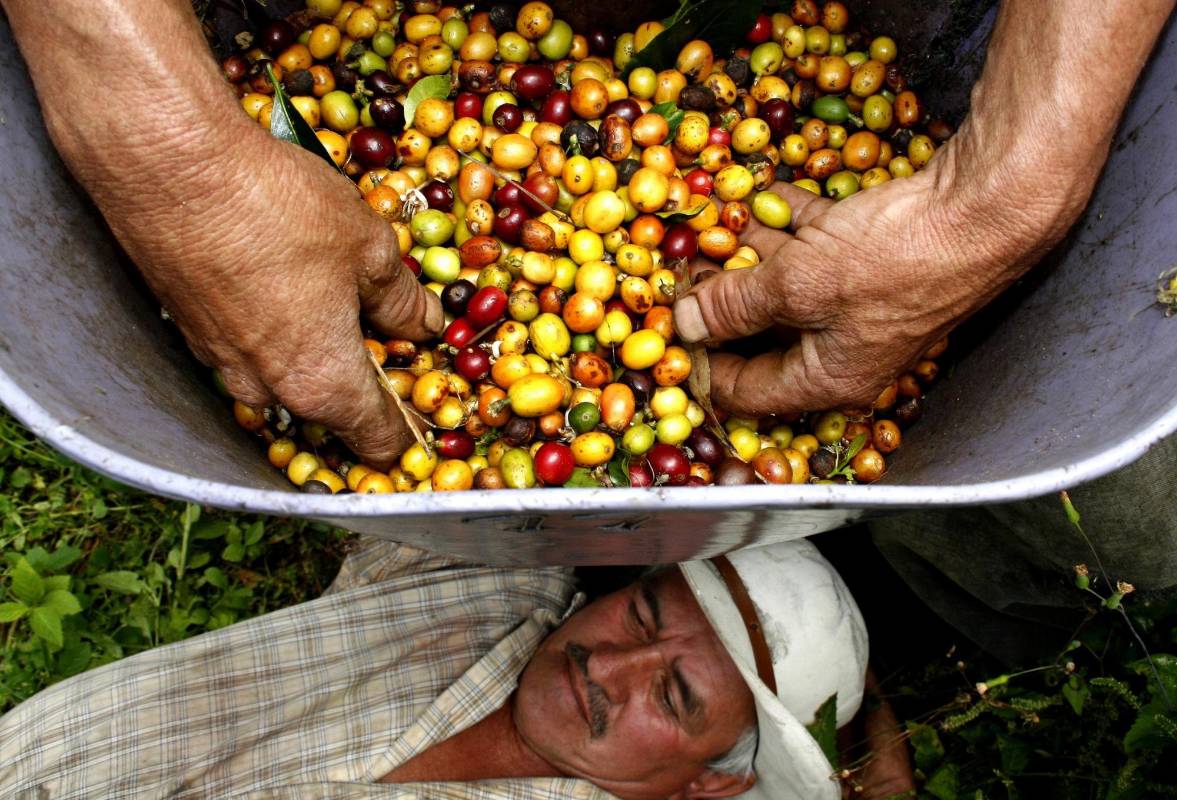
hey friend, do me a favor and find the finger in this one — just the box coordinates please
[706,348,878,417]
[274,340,415,471]
[674,248,823,344]
[764,181,835,230]
[219,364,277,408]
[357,237,444,342]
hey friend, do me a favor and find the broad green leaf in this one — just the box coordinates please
[924,763,958,800]
[24,546,51,572]
[222,542,246,563]
[0,601,28,623]
[1128,654,1177,700]
[906,721,945,771]
[192,518,232,541]
[1062,675,1089,716]
[44,575,71,592]
[188,552,211,570]
[41,589,82,617]
[90,496,108,520]
[805,693,838,769]
[10,558,45,605]
[607,451,632,488]
[621,0,760,78]
[403,75,453,130]
[649,101,686,144]
[266,63,340,171]
[245,520,265,546]
[93,571,144,595]
[29,606,63,651]
[56,638,93,677]
[845,433,868,461]
[563,468,601,489]
[202,566,229,591]
[46,545,83,572]
[997,733,1029,776]
[9,466,31,488]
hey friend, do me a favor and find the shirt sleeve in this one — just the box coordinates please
[325,537,472,595]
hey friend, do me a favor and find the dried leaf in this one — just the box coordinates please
[676,269,734,455]
[655,201,708,223]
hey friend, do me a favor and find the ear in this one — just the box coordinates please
[674,769,755,799]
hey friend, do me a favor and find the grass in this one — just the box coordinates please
[0,407,352,712]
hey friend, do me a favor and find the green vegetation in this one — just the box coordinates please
[0,408,351,712]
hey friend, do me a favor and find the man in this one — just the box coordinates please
[0,538,898,799]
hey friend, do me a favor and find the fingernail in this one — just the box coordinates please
[424,293,445,336]
[673,295,710,344]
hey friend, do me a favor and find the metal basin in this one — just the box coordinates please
[2,7,1176,564]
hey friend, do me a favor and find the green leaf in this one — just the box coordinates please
[997,733,1029,776]
[563,468,601,488]
[1128,654,1177,700]
[10,558,45,605]
[24,546,51,572]
[43,575,70,592]
[40,589,82,617]
[607,451,632,488]
[266,63,340,172]
[192,519,232,541]
[0,601,28,623]
[403,74,453,130]
[845,433,868,461]
[655,201,708,224]
[245,520,265,547]
[805,693,838,769]
[202,566,229,591]
[906,721,945,771]
[649,101,686,144]
[621,0,761,78]
[29,606,63,651]
[46,545,83,573]
[9,466,31,488]
[222,542,246,563]
[56,638,93,677]
[93,571,144,595]
[924,763,958,800]
[90,496,108,520]
[1062,675,1089,716]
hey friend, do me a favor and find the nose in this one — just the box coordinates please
[586,643,663,703]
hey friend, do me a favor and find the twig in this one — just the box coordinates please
[1060,491,1172,710]
[368,349,433,455]
[457,153,570,222]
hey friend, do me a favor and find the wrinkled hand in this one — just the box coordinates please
[672,141,1044,417]
[102,135,443,469]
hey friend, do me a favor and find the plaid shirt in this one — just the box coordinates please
[0,538,613,800]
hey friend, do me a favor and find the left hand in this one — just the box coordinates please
[671,140,1024,417]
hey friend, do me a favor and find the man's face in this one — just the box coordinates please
[514,569,757,800]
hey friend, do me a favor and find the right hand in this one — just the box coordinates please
[103,133,443,469]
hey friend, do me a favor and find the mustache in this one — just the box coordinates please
[565,642,610,739]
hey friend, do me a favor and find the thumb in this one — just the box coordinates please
[673,260,790,344]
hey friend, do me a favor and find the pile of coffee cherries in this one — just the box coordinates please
[222,0,950,493]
